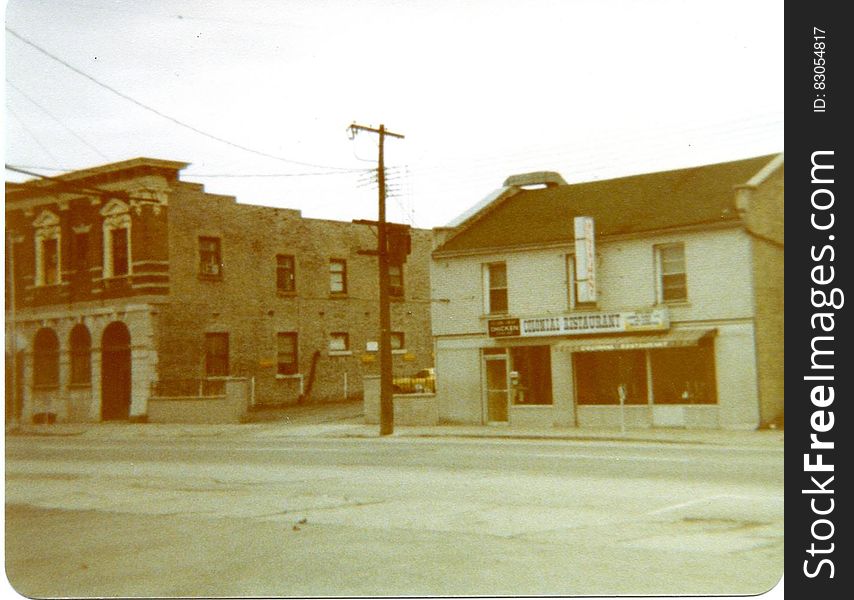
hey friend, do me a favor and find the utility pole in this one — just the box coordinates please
[348,122,404,435]
[6,229,24,429]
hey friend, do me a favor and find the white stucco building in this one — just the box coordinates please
[430,154,784,430]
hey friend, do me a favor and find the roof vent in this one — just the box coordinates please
[503,171,566,188]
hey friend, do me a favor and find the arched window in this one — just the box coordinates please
[69,325,92,385]
[33,328,60,387]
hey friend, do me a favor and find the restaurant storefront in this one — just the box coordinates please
[481,308,723,428]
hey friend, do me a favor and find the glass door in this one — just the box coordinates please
[484,354,509,422]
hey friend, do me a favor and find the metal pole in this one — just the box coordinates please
[7,231,20,428]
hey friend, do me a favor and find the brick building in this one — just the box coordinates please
[429,154,783,430]
[5,158,433,423]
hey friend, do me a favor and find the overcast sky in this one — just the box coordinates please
[4,0,783,228]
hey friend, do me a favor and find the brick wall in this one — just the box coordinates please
[158,183,433,405]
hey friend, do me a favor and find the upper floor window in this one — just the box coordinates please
[566,253,597,310]
[330,259,347,295]
[277,332,299,375]
[73,230,89,274]
[276,254,296,293]
[329,332,350,353]
[656,243,688,303]
[388,263,404,298]
[101,200,132,279]
[199,237,222,278]
[390,331,405,351]
[33,210,61,286]
[485,262,508,314]
[204,332,229,376]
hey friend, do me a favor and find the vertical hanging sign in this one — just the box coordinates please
[574,216,597,303]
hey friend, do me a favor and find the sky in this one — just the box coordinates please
[4,0,784,229]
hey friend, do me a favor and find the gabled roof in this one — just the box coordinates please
[435,154,782,254]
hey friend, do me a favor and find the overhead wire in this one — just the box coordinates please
[5,26,356,172]
[6,78,110,160]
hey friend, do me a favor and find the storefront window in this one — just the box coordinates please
[509,346,552,405]
[650,342,716,404]
[574,350,647,405]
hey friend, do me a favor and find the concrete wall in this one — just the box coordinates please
[363,375,438,425]
[434,341,482,424]
[148,378,250,424]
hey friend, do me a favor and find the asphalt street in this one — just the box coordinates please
[5,431,784,597]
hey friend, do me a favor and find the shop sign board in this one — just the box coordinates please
[488,308,669,338]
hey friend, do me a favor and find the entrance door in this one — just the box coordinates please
[101,322,131,421]
[484,354,509,422]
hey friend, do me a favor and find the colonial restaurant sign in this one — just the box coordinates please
[488,308,669,338]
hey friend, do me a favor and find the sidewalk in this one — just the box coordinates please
[6,417,784,448]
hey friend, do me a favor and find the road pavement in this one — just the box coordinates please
[5,409,783,598]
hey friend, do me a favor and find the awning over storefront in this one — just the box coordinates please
[555,328,716,353]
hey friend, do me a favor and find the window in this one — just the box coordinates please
[574,351,648,405]
[69,325,92,385]
[390,331,405,351]
[199,237,222,278]
[110,227,129,276]
[651,342,717,404]
[42,238,59,285]
[329,332,350,353]
[277,332,299,375]
[33,328,60,387]
[388,263,404,298]
[486,262,508,313]
[33,210,60,286]
[510,346,553,405]
[101,200,132,278]
[204,332,229,376]
[330,259,347,294]
[656,243,687,303]
[566,253,596,309]
[276,254,296,293]
[73,232,89,273]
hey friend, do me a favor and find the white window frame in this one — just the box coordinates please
[101,200,132,279]
[655,242,688,304]
[483,262,508,315]
[33,210,61,286]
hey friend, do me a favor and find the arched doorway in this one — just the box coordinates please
[101,322,131,420]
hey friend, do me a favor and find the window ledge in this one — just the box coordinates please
[328,350,353,357]
[660,300,691,308]
[198,274,223,282]
[329,293,349,299]
[276,373,302,379]
[391,349,407,355]
[277,290,298,297]
[68,382,92,389]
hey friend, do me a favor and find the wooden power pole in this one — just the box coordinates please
[348,123,404,435]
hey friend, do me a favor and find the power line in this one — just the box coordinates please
[5,108,59,163]
[6,78,109,160]
[6,26,354,172]
[6,164,157,203]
